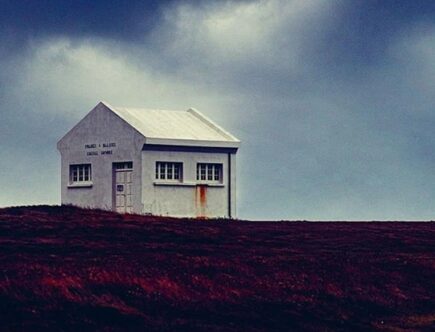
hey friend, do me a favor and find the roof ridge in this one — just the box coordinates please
[114,106,183,112]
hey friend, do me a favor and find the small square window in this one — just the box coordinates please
[70,164,92,184]
[155,162,183,182]
[197,163,223,183]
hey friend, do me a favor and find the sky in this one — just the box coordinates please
[1,0,434,220]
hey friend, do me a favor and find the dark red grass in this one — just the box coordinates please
[0,205,434,331]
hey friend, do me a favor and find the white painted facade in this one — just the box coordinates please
[57,102,240,218]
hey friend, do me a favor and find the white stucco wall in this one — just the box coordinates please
[141,150,237,218]
[57,103,145,213]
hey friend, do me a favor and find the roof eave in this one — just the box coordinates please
[145,137,240,149]
[187,108,240,142]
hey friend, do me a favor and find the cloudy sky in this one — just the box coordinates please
[1,0,434,220]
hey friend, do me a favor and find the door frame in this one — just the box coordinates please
[112,161,133,212]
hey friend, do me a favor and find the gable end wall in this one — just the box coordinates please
[58,104,145,212]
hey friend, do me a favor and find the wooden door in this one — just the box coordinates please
[115,168,133,213]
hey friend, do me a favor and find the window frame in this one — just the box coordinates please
[69,163,92,186]
[155,162,183,182]
[196,163,223,184]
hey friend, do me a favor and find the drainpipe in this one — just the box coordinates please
[228,153,232,219]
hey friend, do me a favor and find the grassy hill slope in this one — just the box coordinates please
[0,206,434,331]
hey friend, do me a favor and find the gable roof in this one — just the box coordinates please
[102,101,240,148]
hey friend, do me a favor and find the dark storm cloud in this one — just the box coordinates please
[1,0,435,220]
[308,0,435,71]
[2,0,434,62]
[0,1,253,48]
[0,0,165,53]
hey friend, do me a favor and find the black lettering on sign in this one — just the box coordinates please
[84,142,116,157]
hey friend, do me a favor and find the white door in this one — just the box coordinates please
[115,169,133,213]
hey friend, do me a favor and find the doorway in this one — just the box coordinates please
[113,162,133,213]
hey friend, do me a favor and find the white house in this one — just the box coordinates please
[57,101,240,218]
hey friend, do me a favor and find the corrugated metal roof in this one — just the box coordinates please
[102,101,240,147]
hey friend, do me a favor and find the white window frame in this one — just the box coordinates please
[196,163,223,183]
[155,162,183,182]
[69,164,92,186]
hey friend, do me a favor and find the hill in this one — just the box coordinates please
[0,206,434,331]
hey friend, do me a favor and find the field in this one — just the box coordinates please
[0,206,434,331]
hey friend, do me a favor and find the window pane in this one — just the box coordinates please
[168,163,173,179]
[160,163,165,179]
[214,166,220,181]
[201,166,206,180]
[208,164,213,180]
[174,164,179,180]
[79,166,83,181]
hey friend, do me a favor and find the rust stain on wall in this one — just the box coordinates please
[195,185,207,219]
[199,185,207,206]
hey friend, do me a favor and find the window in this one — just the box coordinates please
[196,163,222,183]
[70,164,92,184]
[155,162,182,181]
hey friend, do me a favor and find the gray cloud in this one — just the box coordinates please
[1,0,435,220]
